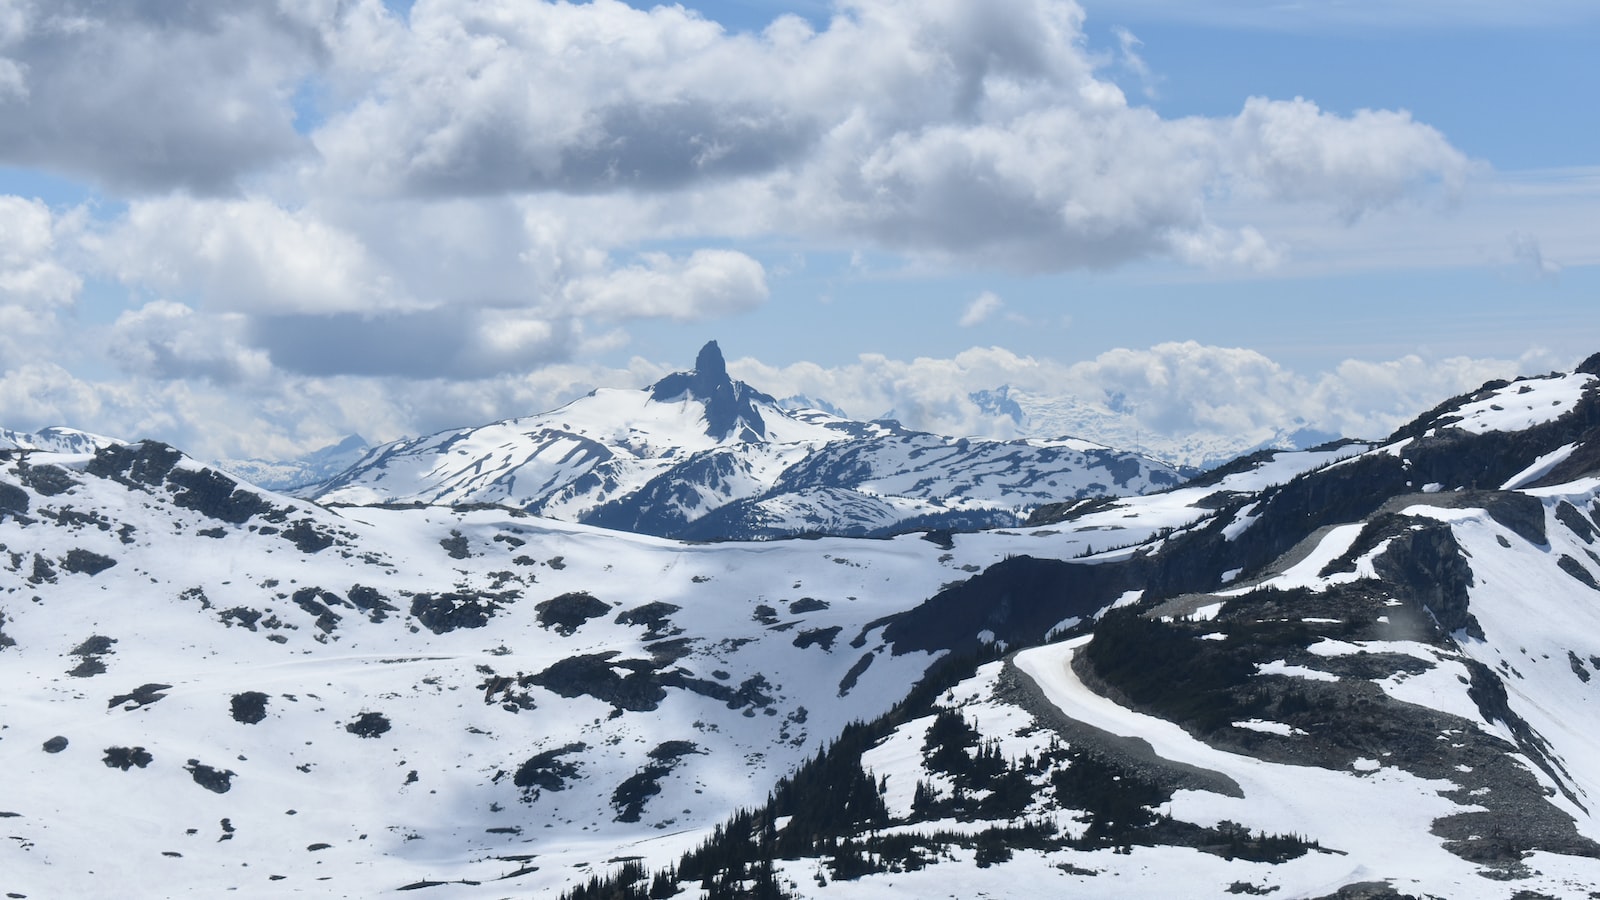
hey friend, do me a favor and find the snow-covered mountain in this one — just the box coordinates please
[0,425,120,455]
[973,383,1342,469]
[5,352,1600,898]
[214,434,372,492]
[307,342,1186,539]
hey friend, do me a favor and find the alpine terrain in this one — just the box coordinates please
[1,348,1599,899]
[304,342,1187,540]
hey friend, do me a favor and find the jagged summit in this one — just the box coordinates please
[648,340,772,441]
[302,340,1183,538]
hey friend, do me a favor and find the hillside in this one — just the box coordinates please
[2,354,1599,898]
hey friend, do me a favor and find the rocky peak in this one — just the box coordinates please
[648,341,772,442]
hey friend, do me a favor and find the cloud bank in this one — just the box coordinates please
[0,0,1528,461]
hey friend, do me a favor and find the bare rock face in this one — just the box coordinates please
[647,340,771,441]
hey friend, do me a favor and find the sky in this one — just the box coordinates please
[0,0,1595,463]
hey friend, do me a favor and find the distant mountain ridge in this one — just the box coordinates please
[971,383,1343,469]
[0,426,120,455]
[305,341,1186,539]
[215,434,372,492]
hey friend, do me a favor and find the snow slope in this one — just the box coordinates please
[0,441,967,897]
[307,343,1185,540]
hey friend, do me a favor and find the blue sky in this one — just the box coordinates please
[0,0,1595,461]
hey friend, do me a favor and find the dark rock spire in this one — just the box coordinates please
[648,341,773,441]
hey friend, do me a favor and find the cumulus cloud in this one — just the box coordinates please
[107,301,272,384]
[301,0,1472,271]
[0,0,328,193]
[565,249,769,321]
[0,0,1525,461]
[90,196,404,315]
[0,195,81,366]
[1226,97,1470,219]
[730,341,1547,463]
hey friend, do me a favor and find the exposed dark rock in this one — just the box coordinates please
[28,553,55,585]
[788,597,829,614]
[345,711,392,738]
[1370,522,1484,640]
[615,602,682,639]
[231,691,270,724]
[103,746,153,770]
[794,626,843,651]
[167,466,269,524]
[219,607,263,631]
[837,652,874,697]
[42,736,67,753]
[1557,555,1599,590]
[644,638,694,666]
[67,657,107,677]
[440,530,470,559]
[0,480,29,520]
[476,665,540,711]
[532,652,667,712]
[16,462,76,496]
[513,743,587,802]
[410,590,514,634]
[108,683,172,710]
[185,759,235,793]
[612,741,702,823]
[647,340,772,441]
[1569,651,1592,683]
[87,441,182,488]
[535,591,609,636]
[885,554,1145,657]
[39,505,114,531]
[1556,501,1597,543]
[282,519,335,553]
[293,587,346,633]
[1479,492,1548,546]
[347,584,398,622]
[60,548,116,576]
[0,612,13,651]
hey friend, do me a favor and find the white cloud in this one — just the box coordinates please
[107,301,273,384]
[301,0,1473,272]
[0,0,1562,464]
[565,249,769,322]
[0,0,327,192]
[0,195,81,367]
[731,341,1552,459]
[959,292,1005,327]
[0,195,78,307]
[90,196,404,316]
[1226,97,1471,220]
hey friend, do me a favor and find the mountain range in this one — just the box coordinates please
[1,349,1599,898]
[302,341,1187,540]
